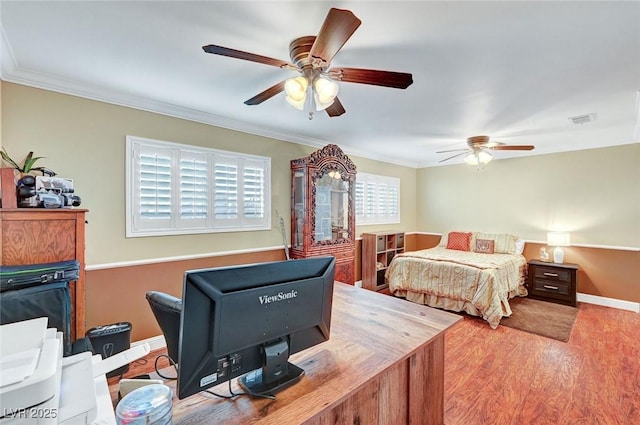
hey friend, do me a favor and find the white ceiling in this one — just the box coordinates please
[2,1,639,167]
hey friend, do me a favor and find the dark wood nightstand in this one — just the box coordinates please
[527,260,578,307]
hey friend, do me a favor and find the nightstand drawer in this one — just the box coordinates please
[532,266,572,283]
[531,278,570,296]
[527,260,578,307]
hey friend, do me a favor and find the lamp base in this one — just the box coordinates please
[553,246,565,264]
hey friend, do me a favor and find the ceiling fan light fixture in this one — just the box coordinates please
[285,94,306,110]
[284,76,308,102]
[464,153,479,166]
[313,91,335,111]
[478,150,493,164]
[314,77,339,104]
[464,150,493,165]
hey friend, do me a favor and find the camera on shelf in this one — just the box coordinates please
[17,175,82,209]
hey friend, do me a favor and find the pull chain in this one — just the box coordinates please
[307,86,314,120]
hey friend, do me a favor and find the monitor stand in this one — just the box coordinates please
[238,339,304,398]
[238,362,304,398]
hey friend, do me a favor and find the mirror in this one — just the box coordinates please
[292,170,304,249]
[314,170,349,243]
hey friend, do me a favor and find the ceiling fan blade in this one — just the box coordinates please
[244,81,286,105]
[489,145,535,151]
[439,152,468,163]
[436,148,469,154]
[325,97,346,117]
[203,45,296,69]
[309,8,361,66]
[329,67,413,89]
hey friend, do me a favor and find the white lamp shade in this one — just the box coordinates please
[284,77,308,102]
[547,232,571,247]
[464,152,479,165]
[313,91,335,111]
[547,232,570,263]
[314,77,339,104]
[477,150,493,164]
[285,95,306,110]
[464,150,493,165]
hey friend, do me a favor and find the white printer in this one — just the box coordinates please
[0,318,149,425]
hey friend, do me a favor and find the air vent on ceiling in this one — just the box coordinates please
[568,113,597,126]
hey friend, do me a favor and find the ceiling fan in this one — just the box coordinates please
[202,8,413,118]
[437,136,535,165]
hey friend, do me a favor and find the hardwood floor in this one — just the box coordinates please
[111,302,639,424]
[444,302,640,425]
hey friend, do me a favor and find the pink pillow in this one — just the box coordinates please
[475,239,495,254]
[446,232,472,251]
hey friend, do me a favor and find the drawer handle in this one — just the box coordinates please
[543,285,559,290]
[543,272,559,277]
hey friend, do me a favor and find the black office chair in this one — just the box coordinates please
[145,291,250,399]
[145,291,182,379]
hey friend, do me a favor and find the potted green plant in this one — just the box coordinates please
[1,148,45,174]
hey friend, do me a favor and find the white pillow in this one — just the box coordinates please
[514,238,525,255]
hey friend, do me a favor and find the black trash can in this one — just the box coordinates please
[86,322,132,378]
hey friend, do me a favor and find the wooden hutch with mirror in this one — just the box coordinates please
[291,144,356,284]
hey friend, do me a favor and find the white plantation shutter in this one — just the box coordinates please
[126,136,270,237]
[139,151,172,220]
[214,159,239,221]
[243,162,265,219]
[366,182,377,218]
[388,184,399,217]
[179,152,208,228]
[355,180,365,216]
[355,173,400,225]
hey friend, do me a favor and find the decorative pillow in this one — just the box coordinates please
[473,232,517,254]
[475,239,495,254]
[514,239,525,255]
[446,231,472,251]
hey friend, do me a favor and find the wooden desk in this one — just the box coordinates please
[165,283,461,425]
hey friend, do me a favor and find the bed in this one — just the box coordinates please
[385,231,528,329]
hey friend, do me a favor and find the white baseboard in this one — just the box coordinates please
[132,334,166,351]
[577,293,640,313]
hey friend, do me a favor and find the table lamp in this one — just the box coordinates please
[547,232,570,263]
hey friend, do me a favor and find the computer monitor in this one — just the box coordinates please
[176,256,335,400]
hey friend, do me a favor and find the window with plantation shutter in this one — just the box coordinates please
[126,136,270,237]
[355,173,400,225]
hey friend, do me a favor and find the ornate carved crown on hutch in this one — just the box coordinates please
[290,144,356,284]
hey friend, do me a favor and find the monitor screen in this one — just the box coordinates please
[177,256,335,399]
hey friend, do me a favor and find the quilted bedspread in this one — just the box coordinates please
[386,247,528,328]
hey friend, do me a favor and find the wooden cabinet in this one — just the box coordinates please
[291,145,356,284]
[362,232,405,291]
[527,259,578,307]
[0,208,88,339]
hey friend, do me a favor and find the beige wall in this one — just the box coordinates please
[416,144,640,248]
[1,83,416,265]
